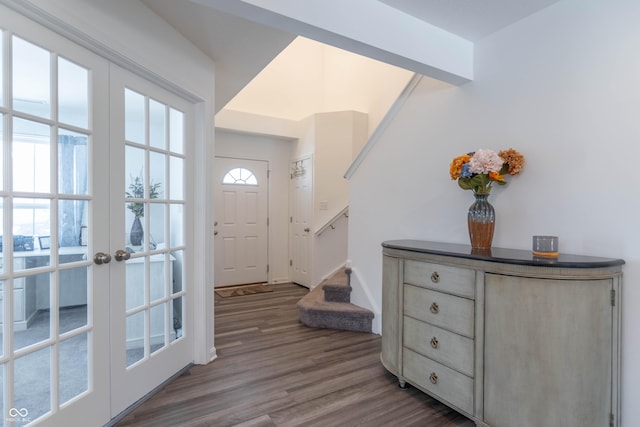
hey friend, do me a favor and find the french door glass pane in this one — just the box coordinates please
[58,57,89,128]
[0,116,4,190]
[171,251,184,295]
[58,199,88,263]
[0,280,4,356]
[170,296,183,343]
[59,333,88,404]
[169,156,183,200]
[150,303,165,354]
[58,129,88,195]
[59,267,88,334]
[14,272,50,351]
[12,36,51,119]
[126,311,144,367]
[149,99,165,149]
[170,205,184,248]
[0,368,4,423]
[15,346,51,422]
[150,151,166,199]
[14,198,50,271]
[149,254,166,302]
[149,203,165,249]
[125,89,144,144]
[169,108,183,154]
[0,199,4,274]
[125,258,145,311]
[0,33,3,107]
[13,118,50,193]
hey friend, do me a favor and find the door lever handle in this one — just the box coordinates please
[94,252,111,265]
[114,249,131,262]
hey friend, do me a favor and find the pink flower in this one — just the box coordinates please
[469,149,504,174]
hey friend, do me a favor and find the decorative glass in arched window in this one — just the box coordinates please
[222,167,258,185]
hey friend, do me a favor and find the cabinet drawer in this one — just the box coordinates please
[403,348,474,415]
[403,316,474,377]
[404,284,474,338]
[404,260,475,299]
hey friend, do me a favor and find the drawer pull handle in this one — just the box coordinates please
[430,272,440,283]
[430,337,439,349]
[429,372,438,384]
[429,302,439,314]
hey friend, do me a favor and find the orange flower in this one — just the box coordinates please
[498,148,525,176]
[489,171,504,181]
[449,154,471,180]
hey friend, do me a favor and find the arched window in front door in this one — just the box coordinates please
[222,167,258,185]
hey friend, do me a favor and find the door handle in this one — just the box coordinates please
[114,249,131,262]
[94,252,112,265]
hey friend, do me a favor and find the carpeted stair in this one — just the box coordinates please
[297,267,374,333]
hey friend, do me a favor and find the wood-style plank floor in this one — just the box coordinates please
[114,283,474,426]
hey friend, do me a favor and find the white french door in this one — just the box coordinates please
[0,6,194,425]
[109,66,193,416]
[0,6,111,426]
[213,157,268,287]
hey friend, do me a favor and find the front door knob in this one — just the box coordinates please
[114,249,131,262]
[94,252,112,265]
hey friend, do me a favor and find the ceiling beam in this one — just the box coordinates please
[192,0,473,85]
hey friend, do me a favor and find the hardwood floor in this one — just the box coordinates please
[114,283,474,426]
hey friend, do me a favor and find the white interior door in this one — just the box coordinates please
[291,157,312,287]
[214,157,268,287]
[109,66,193,416]
[0,7,111,426]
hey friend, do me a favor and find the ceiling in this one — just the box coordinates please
[142,0,563,112]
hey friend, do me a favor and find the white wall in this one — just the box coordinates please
[215,130,293,284]
[313,111,366,230]
[309,111,366,285]
[347,0,640,424]
[323,48,412,139]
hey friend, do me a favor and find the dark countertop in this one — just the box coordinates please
[382,240,625,269]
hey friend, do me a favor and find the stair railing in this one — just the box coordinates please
[315,206,349,236]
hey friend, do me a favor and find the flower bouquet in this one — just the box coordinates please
[449,148,525,250]
[449,148,525,194]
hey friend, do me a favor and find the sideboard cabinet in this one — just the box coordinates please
[381,240,623,427]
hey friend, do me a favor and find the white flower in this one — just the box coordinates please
[469,149,504,174]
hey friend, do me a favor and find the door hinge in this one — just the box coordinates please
[267,264,269,273]
[267,217,269,227]
[611,289,616,306]
[290,259,293,266]
[610,412,614,427]
[290,216,293,223]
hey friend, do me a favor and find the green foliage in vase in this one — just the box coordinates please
[126,174,161,219]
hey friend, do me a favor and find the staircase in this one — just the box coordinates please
[297,267,374,333]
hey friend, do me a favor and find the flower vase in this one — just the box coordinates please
[130,216,143,246]
[468,193,495,250]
